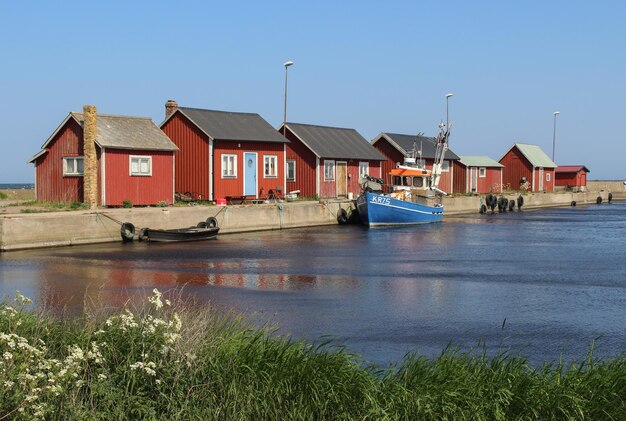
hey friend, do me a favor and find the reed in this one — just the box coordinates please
[1,290,624,420]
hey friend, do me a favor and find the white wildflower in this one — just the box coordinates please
[3,351,13,361]
[148,288,164,310]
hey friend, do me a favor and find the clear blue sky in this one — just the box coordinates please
[1,1,624,182]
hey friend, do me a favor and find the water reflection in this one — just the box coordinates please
[1,203,625,365]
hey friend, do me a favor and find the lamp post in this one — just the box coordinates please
[283,60,294,136]
[552,111,560,162]
[445,93,453,131]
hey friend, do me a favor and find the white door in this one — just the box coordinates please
[538,167,544,191]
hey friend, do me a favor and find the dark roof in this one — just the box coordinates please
[29,112,177,162]
[556,165,590,173]
[172,107,288,143]
[373,132,460,160]
[284,123,386,160]
[71,113,178,151]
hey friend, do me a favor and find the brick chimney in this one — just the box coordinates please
[165,99,178,119]
[82,105,98,209]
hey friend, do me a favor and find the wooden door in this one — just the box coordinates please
[336,161,347,197]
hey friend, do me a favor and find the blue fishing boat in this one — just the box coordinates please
[356,123,450,226]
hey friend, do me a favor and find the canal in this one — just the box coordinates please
[1,203,625,366]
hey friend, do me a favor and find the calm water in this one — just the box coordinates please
[1,203,625,366]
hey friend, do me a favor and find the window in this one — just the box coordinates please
[264,155,278,178]
[413,177,424,188]
[63,157,84,176]
[441,160,450,172]
[222,154,237,178]
[479,167,486,178]
[359,162,369,179]
[286,160,296,182]
[324,160,335,181]
[546,173,551,182]
[130,156,152,176]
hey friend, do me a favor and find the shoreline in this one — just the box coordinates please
[1,189,623,252]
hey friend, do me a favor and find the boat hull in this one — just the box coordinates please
[356,191,443,226]
[143,227,219,242]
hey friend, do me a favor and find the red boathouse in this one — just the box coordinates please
[161,101,289,202]
[499,143,556,192]
[454,156,504,194]
[29,105,178,207]
[555,165,590,191]
[279,123,386,199]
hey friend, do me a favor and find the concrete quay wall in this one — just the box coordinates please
[0,201,350,251]
[0,190,620,251]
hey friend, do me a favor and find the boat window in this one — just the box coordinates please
[392,175,401,185]
[413,177,424,188]
[404,176,411,186]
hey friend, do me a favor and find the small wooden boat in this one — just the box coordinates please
[120,217,219,243]
[139,226,219,242]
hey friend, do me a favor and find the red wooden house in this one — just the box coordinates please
[499,143,556,192]
[279,122,386,199]
[29,105,178,206]
[555,165,590,191]
[371,132,461,194]
[160,101,290,202]
[454,156,504,194]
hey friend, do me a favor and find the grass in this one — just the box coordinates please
[0,192,7,200]
[1,290,624,420]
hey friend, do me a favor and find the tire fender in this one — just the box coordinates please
[121,222,135,242]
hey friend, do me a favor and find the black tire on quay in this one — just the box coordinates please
[509,200,515,211]
[486,194,495,207]
[596,196,602,204]
[138,228,149,242]
[121,222,135,242]
[197,221,208,228]
[608,193,613,203]
[480,204,487,214]
[206,217,218,228]
[517,195,524,209]
[571,201,576,207]
[337,208,349,225]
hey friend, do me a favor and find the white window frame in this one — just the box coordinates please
[286,160,296,182]
[324,160,335,181]
[359,161,369,179]
[546,173,551,182]
[63,156,84,176]
[222,154,237,178]
[130,155,152,176]
[479,167,486,178]
[264,155,278,178]
[441,160,450,172]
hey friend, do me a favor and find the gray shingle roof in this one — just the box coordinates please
[175,107,288,143]
[374,132,460,160]
[285,123,386,160]
[71,113,178,151]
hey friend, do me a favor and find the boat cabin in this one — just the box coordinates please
[389,166,431,191]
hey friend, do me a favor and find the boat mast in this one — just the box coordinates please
[430,122,449,190]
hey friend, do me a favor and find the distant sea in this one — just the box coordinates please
[0,183,34,189]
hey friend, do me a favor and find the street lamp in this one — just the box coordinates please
[283,60,294,136]
[552,111,560,162]
[445,93,453,132]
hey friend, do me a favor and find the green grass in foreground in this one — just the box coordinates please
[0,192,7,200]
[1,291,624,420]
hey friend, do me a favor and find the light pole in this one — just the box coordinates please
[283,60,294,136]
[552,111,560,162]
[445,93,453,131]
